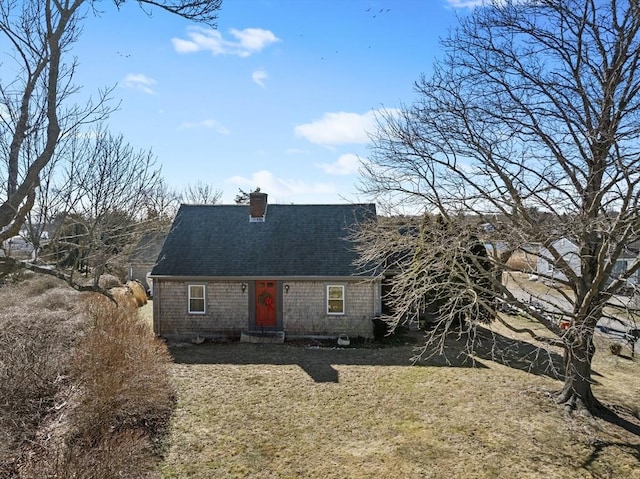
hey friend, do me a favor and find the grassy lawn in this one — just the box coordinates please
[154,313,640,479]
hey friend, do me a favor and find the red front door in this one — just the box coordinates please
[255,281,277,328]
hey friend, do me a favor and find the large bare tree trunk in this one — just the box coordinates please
[557,330,601,413]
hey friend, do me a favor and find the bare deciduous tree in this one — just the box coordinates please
[0,0,221,290]
[182,181,222,205]
[358,0,640,414]
[142,178,181,226]
[39,127,161,285]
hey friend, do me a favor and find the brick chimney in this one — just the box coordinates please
[249,190,268,222]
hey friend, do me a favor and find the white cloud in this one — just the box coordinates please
[172,27,280,57]
[295,111,376,146]
[122,73,157,94]
[252,70,268,88]
[295,109,402,146]
[231,28,280,52]
[226,170,336,198]
[316,153,364,176]
[178,119,230,135]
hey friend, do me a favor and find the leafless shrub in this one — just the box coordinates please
[0,279,174,477]
[98,273,122,290]
[70,295,175,444]
[33,289,79,312]
[24,275,64,296]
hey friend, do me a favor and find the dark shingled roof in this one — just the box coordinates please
[128,231,167,264]
[151,203,377,277]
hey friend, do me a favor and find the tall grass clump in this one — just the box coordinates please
[25,274,63,296]
[22,430,156,479]
[0,321,71,478]
[70,294,175,444]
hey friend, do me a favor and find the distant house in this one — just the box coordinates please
[537,237,640,287]
[150,192,381,341]
[536,237,581,282]
[2,234,33,257]
[609,241,640,288]
[127,231,167,293]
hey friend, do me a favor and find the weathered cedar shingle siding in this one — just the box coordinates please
[282,281,376,338]
[153,280,248,337]
[153,279,377,339]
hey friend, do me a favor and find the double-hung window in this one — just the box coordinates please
[327,285,345,315]
[188,284,206,314]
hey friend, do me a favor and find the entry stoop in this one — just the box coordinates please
[241,330,286,344]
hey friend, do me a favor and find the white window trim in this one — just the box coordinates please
[188,284,206,314]
[327,284,345,315]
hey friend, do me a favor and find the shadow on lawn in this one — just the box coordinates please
[581,439,640,470]
[470,327,566,381]
[580,407,640,469]
[596,405,640,438]
[169,340,479,383]
[168,327,565,384]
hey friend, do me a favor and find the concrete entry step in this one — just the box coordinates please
[241,330,286,344]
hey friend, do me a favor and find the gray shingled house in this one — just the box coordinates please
[150,192,381,341]
[127,230,167,292]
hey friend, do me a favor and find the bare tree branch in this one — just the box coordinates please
[182,181,223,205]
[359,0,640,414]
[0,0,222,286]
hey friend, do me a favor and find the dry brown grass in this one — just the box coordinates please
[506,250,538,272]
[159,329,640,479]
[126,280,148,307]
[0,275,81,477]
[19,430,156,479]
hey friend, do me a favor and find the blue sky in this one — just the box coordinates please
[73,0,478,204]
